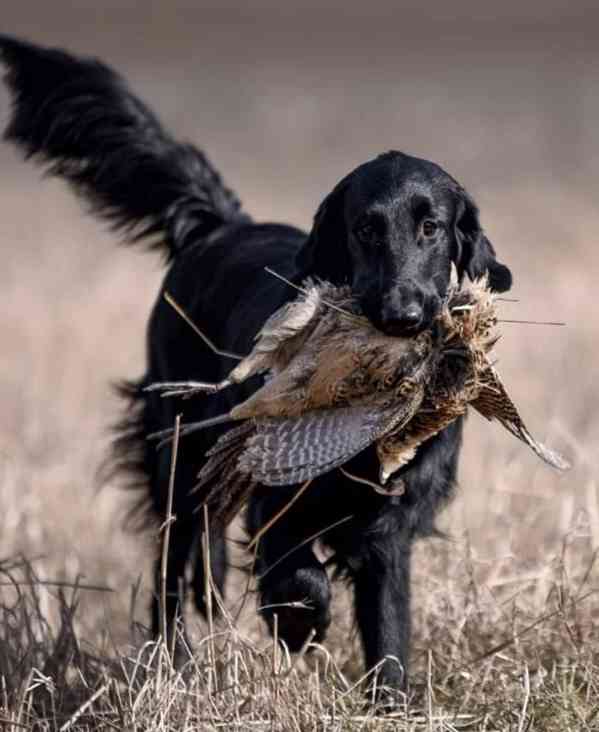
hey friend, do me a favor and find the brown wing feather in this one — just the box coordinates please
[473,366,570,471]
[190,422,256,526]
[205,470,255,527]
[239,390,423,486]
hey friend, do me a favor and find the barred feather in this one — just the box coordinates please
[193,423,254,493]
[238,396,421,486]
[205,421,255,456]
[472,367,571,470]
[194,440,247,488]
[205,470,255,526]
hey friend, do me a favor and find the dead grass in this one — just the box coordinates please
[0,553,597,730]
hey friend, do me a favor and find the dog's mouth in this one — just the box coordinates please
[378,320,425,338]
[369,313,432,338]
[361,299,440,338]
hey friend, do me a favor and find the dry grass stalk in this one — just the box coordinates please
[159,413,180,651]
[0,552,597,729]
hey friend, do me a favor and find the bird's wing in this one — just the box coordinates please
[227,283,325,383]
[472,366,570,471]
[196,422,255,485]
[238,393,423,486]
[191,422,257,527]
[258,283,323,341]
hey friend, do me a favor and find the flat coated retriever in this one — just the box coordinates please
[0,36,512,692]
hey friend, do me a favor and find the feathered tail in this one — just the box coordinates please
[0,34,245,259]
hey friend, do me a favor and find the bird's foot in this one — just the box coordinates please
[144,380,232,398]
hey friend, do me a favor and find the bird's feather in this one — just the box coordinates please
[472,366,570,471]
[238,391,423,485]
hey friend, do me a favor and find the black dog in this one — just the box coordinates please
[0,36,512,691]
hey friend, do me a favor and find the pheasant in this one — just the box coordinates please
[148,275,569,525]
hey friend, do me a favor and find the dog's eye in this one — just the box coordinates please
[355,222,381,247]
[422,219,437,237]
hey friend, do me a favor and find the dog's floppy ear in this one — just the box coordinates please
[454,188,512,293]
[295,178,352,283]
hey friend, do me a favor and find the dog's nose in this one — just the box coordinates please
[381,304,423,336]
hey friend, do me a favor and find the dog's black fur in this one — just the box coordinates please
[0,36,512,692]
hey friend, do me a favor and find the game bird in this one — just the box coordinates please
[149,275,569,526]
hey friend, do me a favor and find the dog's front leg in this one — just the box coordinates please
[353,529,412,697]
[247,485,332,652]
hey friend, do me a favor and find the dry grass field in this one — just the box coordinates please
[0,3,598,728]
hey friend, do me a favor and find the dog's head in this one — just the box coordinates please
[296,151,512,336]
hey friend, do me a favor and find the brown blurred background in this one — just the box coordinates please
[0,1,597,653]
